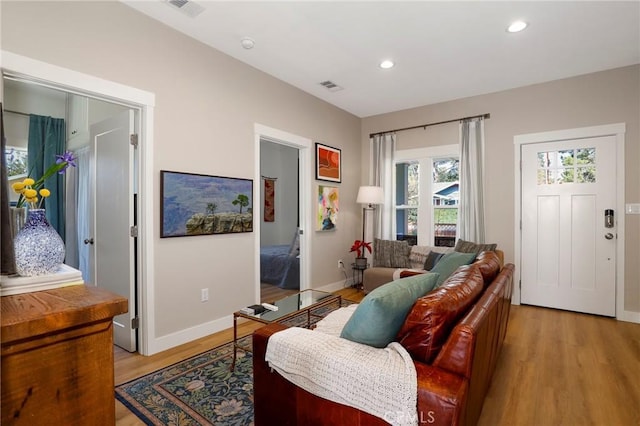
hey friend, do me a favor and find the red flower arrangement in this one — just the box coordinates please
[350,240,372,258]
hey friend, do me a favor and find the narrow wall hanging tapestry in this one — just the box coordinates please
[263,177,275,222]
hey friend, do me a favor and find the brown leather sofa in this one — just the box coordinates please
[253,252,515,426]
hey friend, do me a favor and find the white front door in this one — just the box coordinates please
[89,110,137,351]
[521,136,616,316]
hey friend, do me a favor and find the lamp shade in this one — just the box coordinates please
[356,186,384,205]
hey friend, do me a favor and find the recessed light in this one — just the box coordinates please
[507,21,528,33]
[379,60,395,69]
[241,37,255,49]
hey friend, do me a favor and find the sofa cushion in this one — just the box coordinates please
[396,265,484,364]
[340,272,440,348]
[409,245,452,269]
[431,251,477,286]
[454,239,497,254]
[473,251,502,285]
[373,238,411,268]
[424,251,445,271]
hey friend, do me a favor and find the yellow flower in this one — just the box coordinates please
[39,189,51,198]
[23,178,35,186]
[24,189,38,199]
[26,197,38,204]
[12,182,25,192]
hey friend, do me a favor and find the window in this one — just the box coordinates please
[395,161,419,245]
[5,146,28,179]
[395,145,459,246]
[432,157,459,247]
[537,148,596,184]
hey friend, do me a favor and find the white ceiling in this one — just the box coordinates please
[123,1,640,118]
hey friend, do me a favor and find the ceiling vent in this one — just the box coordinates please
[165,0,205,18]
[319,80,344,92]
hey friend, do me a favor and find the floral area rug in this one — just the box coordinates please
[116,299,355,425]
[116,336,255,426]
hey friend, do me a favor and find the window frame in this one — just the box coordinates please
[395,144,459,246]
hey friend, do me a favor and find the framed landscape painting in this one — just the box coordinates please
[160,170,253,238]
[315,143,341,183]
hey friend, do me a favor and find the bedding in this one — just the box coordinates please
[260,244,300,289]
[260,229,300,289]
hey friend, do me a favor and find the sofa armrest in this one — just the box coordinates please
[415,361,468,426]
[253,323,296,425]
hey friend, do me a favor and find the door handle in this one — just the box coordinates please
[84,238,94,245]
[605,233,614,240]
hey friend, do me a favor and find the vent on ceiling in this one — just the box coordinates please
[319,80,344,92]
[166,0,205,18]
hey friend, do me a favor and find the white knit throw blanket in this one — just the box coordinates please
[265,325,418,426]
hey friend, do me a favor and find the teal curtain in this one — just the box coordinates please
[28,114,66,239]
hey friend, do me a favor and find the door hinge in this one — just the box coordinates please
[519,280,522,290]
[130,133,139,148]
[130,225,138,238]
[131,317,140,329]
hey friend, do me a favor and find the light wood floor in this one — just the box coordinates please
[115,290,639,425]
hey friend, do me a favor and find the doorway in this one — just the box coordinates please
[514,123,626,318]
[2,51,155,354]
[3,78,139,351]
[254,124,311,303]
[259,139,300,302]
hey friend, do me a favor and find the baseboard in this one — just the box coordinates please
[619,310,640,324]
[147,314,232,355]
[315,279,352,293]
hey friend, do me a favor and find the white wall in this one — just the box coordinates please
[362,65,640,315]
[0,1,362,346]
[260,140,298,246]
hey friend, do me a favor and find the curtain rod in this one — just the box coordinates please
[4,109,30,117]
[369,113,490,139]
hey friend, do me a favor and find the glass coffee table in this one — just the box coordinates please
[231,289,341,370]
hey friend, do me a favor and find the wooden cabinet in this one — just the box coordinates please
[1,285,128,425]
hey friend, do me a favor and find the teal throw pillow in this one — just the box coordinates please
[340,272,440,348]
[431,251,477,287]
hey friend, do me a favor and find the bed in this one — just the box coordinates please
[260,230,300,289]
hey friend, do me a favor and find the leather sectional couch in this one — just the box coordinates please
[253,251,514,426]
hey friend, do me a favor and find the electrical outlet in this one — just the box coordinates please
[338,259,344,269]
[201,288,209,302]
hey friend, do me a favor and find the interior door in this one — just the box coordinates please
[521,136,616,316]
[89,110,137,351]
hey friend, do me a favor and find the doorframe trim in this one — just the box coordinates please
[1,51,159,352]
[254,124,312,300]
[513,123,630,321]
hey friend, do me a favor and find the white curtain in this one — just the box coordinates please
[371,133,396,240]
[458,118,486,242]
[75,147,92,282]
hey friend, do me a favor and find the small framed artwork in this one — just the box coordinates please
[317,185,339,231]
[315,142,341,183]
[160,170,253,238]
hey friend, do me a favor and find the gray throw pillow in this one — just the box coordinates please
[424,251,445,271]
[373,238,411,268]
[454,239,497,254]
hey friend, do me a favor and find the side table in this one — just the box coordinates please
[351,262,368,289]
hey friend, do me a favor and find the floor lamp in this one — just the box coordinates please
[356,186,384,255]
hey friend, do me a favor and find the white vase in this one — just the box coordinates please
[14,209,65,277]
